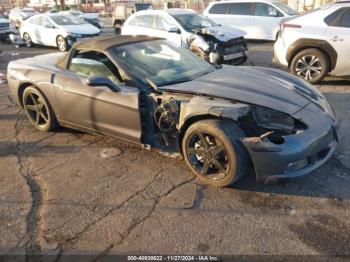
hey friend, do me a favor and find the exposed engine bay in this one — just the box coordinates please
[145,94,306,151]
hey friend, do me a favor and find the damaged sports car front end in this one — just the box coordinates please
[150,65,339,184]
[7,36,338,187]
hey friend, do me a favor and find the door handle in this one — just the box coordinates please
[331,36,344,42]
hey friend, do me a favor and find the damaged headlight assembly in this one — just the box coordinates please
[252,107,307,145]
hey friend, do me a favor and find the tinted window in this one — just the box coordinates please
[173,13,217,31]
[110,40,214,87]
[69,51,122,84]
[324,8,345,26]
[228,3,253,15]
[339,9,350,28]
[154,16,174,30]
[51,15,85,25]
[254,3,282,17]
[208,3,229,14]
[137,15,154,28]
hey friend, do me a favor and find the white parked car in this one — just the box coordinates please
[20,13,101,51]
[9,7,37,28]
[122,9,248,65]
[274,1,350,83]
[203,0,297,40]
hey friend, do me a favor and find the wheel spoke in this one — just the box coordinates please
[40,111,48,123]
[212,158,226,173]
[29,93,37,105]
[201,161,210,175]
[25,104,38,111]
[310,56,319,66]
[197,133,209,149]
[211,144,225,156]
[188,147,204,155]
[35,111,40,123]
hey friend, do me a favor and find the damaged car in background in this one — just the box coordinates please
[7,36,338,186]
[121,9,248,65]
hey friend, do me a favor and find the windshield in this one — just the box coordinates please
[273,2,297,15]
[50,15,85,25]
[135,3,153,11]
[110,40,214,87]
[172,13,217,31]
[70,11,83,16]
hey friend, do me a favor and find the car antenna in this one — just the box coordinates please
[146,77,162,94]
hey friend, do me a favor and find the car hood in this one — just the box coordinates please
[194,25,246,42]
[158,66,326,115]
[59,23,100,34]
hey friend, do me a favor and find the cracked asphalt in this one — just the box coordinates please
[0,41,350,259]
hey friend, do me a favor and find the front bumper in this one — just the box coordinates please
[242,103,339,184]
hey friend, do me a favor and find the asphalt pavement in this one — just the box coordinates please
[0,35,349,259]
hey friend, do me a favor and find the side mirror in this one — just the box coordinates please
[168,26,180,34]
[86,76,120,92]
[44,23,55,28]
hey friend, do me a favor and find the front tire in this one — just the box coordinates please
[23,33,33,48]
[182,119,248,187]
[56,35,68,52]
[22,86,57,132]
[290,48,329,84]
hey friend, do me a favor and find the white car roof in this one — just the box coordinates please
[135,8,196,16]
[210,0,280,3]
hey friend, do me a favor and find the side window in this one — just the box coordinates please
[324,7,350,28]
[69,50,122,85]
[29,16,41,25]
[208,3,230,14]
[154,16,174,30]
[41,17,54,27]
[137,14,154,28]
[339,9,350,28]
[324,8,345,26]
[254,3,282,17]
[129,16,140,26]
[228,3,254,15]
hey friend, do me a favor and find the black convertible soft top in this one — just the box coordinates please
[74,35,160,52]
[56,35,161,69]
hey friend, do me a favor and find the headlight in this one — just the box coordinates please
[253,107,306,134]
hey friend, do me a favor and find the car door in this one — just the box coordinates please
[226,3,255,38]
[54,49,142,143]
[152,15,182,47]
[324,7,350,76]
[251,3,284,40]
[39,17,58,47]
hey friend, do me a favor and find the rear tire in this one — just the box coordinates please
[290,48,329,84]
[22,86,58,132]
[182,119,248,187]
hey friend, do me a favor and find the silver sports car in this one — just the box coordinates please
[7,35,339,186]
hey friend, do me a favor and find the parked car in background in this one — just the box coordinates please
[9,7,37,28]
[274,1,350,83]
[203,0,297,40]
[0,15,15,41]
[60,11,103,29]
[20,13,101,51]
[122,9,248,65]
[113,2,153,33]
